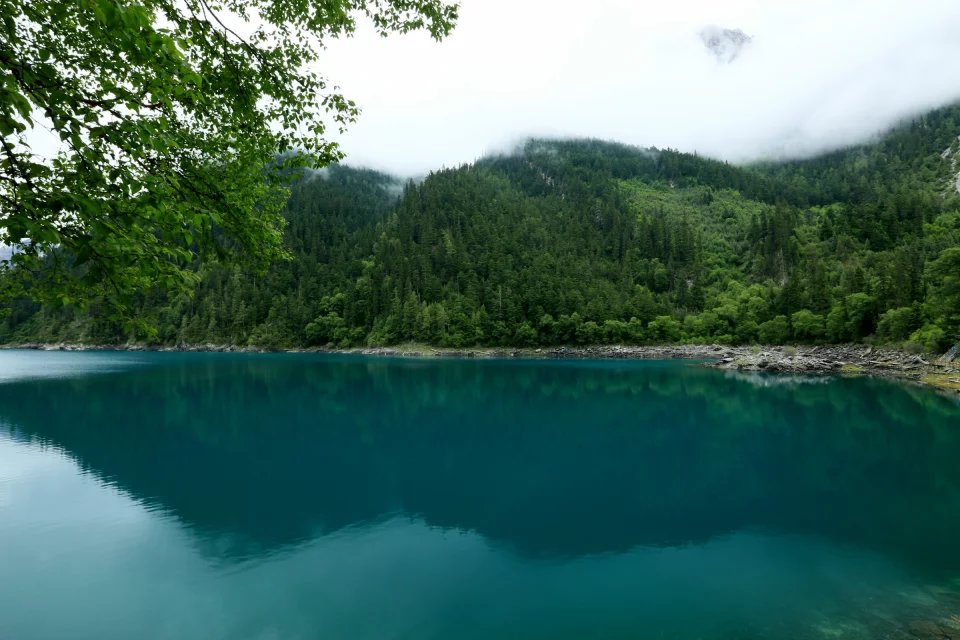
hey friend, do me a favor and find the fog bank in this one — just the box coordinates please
[319,0,960,175]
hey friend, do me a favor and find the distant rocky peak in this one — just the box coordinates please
[700,25,752,63]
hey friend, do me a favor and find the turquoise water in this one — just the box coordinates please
[1,351,959,639]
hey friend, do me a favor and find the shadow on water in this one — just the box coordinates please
[0,352,959,574]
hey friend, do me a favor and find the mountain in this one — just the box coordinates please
[3,105,960,351]
[700,26,752,63]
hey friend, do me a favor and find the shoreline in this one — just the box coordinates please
[3,342,958,396]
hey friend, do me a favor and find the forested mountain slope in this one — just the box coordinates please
[4,105,960,351]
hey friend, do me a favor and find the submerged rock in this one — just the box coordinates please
[907,619,958,639]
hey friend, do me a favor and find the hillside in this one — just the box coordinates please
[3,105,960,351]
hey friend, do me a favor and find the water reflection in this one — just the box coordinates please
[0,352,958,573]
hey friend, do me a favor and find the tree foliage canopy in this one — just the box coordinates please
[0,0,457,314]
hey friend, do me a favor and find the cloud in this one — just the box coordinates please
[318,0,960,175]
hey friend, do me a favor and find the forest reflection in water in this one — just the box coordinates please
[1,351,958,640]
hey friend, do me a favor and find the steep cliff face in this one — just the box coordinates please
[700,26,752,63]
[941,136,960,195]
[954,149,960,196]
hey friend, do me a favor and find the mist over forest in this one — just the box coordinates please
[5,103,959,353]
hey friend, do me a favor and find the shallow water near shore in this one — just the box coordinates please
[1,350,959,639]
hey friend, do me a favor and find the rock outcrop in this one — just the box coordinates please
[942,135,960,196]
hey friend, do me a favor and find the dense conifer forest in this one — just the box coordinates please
[3,105,960,351]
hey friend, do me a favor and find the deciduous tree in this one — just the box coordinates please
[0,0,457,315]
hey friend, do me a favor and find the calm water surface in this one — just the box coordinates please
[1,351,959,639]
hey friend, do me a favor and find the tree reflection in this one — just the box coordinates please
[0,354,958,573]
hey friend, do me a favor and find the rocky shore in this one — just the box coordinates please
[3,341,958,396]
[356,343,960,395]
[707,344,937,374]
[703,344,960,395]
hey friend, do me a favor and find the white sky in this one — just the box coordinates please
[318,0,960,176]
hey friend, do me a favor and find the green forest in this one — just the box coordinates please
[3,104,960,352]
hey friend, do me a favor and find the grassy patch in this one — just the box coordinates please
[921,374,960,392]
[840,364,865,374]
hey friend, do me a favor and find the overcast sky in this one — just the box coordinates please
[317,0,960,176]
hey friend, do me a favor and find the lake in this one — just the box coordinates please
[1,350,958,639]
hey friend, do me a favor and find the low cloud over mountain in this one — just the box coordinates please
[319,0,960,175]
